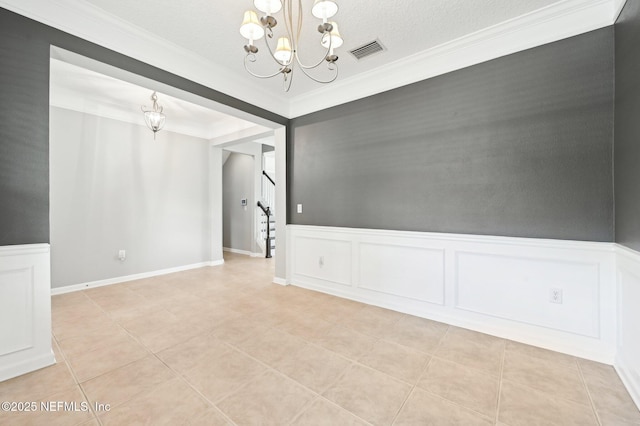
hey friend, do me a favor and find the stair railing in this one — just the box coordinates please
[262,171,275,215]
[257,201,272,259]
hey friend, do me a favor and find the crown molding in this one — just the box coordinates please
[288,0,617,117]
[0,0,290,118]
[1,0,618,120]
[614,0,628,20]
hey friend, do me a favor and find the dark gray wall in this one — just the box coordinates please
[289,28,615,242]
[223,153,254,252]
[0,7,286,246]
[615,2,640,251]
[0,11,51,245]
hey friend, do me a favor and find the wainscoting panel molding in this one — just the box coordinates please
[455,252,600,338]
[288,225,617,363]
[357,242,445,305]
[0,244,54,382]
[615,246,640,409]
[293,236,352,287]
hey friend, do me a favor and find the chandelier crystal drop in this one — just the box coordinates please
[141,91,166,140]
[239,0,343,92]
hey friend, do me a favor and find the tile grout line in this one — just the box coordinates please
[51,334,103,426]
[394,327,502,424]
[494,341,507,425]
[287,395,375,426]
[222,332,358,424]
[150,348,242,426]
[151,322,337,425]
[60,287,196,421]
[50,256,262,424]
[389,358,432,425]
[218,325,391,426]
[576,361,604,426]
[58,273,410,424]
[392,330,506,424]
[389,325,451,425]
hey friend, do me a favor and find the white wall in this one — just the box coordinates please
[222,142,265,256]
[223,152,254,253]
[274,127,287,283]
[287,225,617,363]
[50,107,211,289]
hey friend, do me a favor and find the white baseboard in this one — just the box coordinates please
[223,247,262,257]
[616,357,640,411]
[0,350,56,383]
[273,277,288,286]
[51,261,217,295]
[0,244,55,382]
[288,225,617,363]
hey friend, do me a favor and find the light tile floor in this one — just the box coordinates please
[1,253,639,425]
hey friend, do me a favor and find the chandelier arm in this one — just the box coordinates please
[295,31,333,70]
[296,0,303,48]
[243,55,288,79]
[296,61,339,84]
[285,0,296,54]
[240,0,342,90]
[283,64,294,92]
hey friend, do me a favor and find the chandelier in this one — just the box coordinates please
[240,0,344,91]
[141,91,166,140]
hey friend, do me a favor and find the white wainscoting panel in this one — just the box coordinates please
[293,236,352,287]
[288,225,616,363]
[358,242,445,305]
[456,252,600,337]
[615,246,640,410]
[0,244,54,382]
[0,267,34,356]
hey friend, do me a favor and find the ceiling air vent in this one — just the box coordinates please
[348,39,385,60]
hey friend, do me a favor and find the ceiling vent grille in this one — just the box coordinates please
[348,39,385,60]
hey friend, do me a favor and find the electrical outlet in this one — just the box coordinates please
[297,204,303,214]
[549,288,563,304]
[118,250,126,261]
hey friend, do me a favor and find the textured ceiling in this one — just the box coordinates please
[81,0,562,98]
[50,59,262,140]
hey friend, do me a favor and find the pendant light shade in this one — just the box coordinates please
[143,111,166,133]
[239,0,344,91]
[254,0,282,14]
[311,0,338,19]
[274,37,292,64]
[141,91,166,140]
[240,10,265,41]
[321,21,343,49]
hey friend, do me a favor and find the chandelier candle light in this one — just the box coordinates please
[141,91,166,140]
[240,0,344,91]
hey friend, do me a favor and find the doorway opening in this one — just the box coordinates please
[49,47,287,292]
